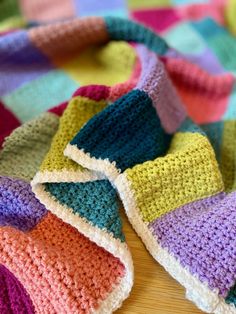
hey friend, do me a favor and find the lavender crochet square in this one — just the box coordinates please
[0,176,47,231]
[150,192,236,297]
[0,30,53,96]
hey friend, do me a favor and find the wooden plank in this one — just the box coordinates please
[116,212,203,314]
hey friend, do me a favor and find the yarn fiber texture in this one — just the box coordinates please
[1,7,236,314]
[0,265,34,314]
[0,96,129,314]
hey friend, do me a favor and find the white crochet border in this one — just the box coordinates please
[64,143,236,314]
[115,173,236,314]
[32,169,106,184]
[64,144,121,183]
[31,174,133,314]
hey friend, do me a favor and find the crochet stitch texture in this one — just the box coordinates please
[1,6,236,314]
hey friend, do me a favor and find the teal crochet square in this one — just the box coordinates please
[2,70,78,123]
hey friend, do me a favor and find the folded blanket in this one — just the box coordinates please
[1,9,236,314]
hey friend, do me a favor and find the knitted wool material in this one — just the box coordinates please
[0,23,136,133]
[0,22,144,311]
[0,212,126,313]
[0,113,58,181]
[60,16,236,314]
[0,112,58,232]
[0,102,130,313]
[0,265,34,314]
[0,0,226,27]
[1,10,236,314]
[31,21,185,311]
[0,101,20,148]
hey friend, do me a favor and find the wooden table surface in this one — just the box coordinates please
[116,212,204,314]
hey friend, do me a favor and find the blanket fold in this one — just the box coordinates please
[1,13,236,314]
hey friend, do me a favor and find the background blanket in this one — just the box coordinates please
[1,1,236,314]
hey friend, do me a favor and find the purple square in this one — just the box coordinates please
[0,30,54,96]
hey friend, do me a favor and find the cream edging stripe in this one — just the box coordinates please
[32,169,106,184]
[64,144,121,183]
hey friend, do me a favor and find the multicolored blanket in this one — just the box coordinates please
[1,1,236,314]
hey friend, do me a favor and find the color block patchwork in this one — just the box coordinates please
[164,21,206,54]
[184,47,224,74]
[70,89,171,175]
[31,85,133,313]
[124,131,223,222]
[191,18,224,39]
[114,118,232,313]
[29,17,109,61]
[0,30,53,96]
[45,180,124,241]
[2,70,78,122]
[192,18,236,73]
[60,41,136,86]
[1,12,236,314]
[165,57,234,123]
[0,112,59,181]
[0,212,126,313]
[39,95,107,174]
[149,191,236,297]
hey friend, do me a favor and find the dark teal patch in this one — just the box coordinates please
[104,16,169,55]
[44,180,125,242]
[191,18,224,40]
[225,283,236,308]
[70,89,171,172]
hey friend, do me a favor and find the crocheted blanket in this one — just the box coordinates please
[1,1,236,314]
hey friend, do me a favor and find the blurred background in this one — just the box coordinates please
[1,0,236,141]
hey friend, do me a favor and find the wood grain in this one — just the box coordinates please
[116,212,204,314]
